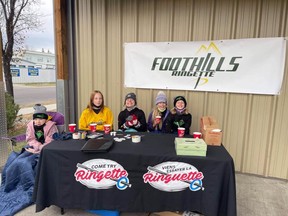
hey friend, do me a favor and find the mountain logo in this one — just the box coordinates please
[196,42,222,55]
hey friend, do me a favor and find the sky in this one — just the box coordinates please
[24,0,55,54]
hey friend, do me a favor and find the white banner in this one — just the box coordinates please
[124,37,286,95]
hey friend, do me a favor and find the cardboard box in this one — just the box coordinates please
[200,116,222,146]
[202,129,222,146]
[175,138,207,156]
[200,116,218,131]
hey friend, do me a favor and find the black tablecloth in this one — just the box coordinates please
[33,132,236,216]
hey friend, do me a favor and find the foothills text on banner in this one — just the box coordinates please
[124,37,286,95]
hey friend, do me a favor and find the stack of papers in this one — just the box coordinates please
[87,132,103,139]
[175,138,207,156]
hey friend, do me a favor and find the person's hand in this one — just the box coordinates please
[125,120,133,127]
[25,147,40,154]
[154,118,161,125]
[132,118,138,126]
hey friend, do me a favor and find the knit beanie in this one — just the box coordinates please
[124,92,137,105]
[173,96,187,108]
[155,91,167,105]
[33,104,48,120]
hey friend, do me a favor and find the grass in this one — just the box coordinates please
[7,114,31,152]
[8,126,26,137]
[7,127,26,152]
[11,141,26,152]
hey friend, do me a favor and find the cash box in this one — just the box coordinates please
[175,138,207,156]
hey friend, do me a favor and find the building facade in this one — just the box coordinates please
[14,49,55,69]
[9,50,56,83]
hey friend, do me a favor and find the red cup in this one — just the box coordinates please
[155,115,161,124]
[89,123,97,132]
[177,127,185,137]
[193,132,202,139]
[104,124,111,134]
[156,115,161,120]
[68,123,76,133]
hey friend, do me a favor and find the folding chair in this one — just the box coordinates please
[47,111,65,133]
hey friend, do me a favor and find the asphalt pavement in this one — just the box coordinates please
[12,84,56,115]
[13,84,56,107]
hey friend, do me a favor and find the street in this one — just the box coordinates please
[13,84,56,107]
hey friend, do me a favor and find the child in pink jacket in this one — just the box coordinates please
[0,104,58,215]
[25,104,58,153]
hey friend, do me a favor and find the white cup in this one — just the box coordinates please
[132,135,141,143]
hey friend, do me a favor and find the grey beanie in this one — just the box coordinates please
[33,104,48,119]
[155,91,167,105]
[124,92,137,105]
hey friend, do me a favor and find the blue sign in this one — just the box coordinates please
[28,68,39,76]
[10,68,20,77]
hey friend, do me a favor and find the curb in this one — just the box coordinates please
[18,104,57,116]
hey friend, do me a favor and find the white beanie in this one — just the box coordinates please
[155,91,167,105]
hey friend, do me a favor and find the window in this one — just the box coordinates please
[46,64,55,69]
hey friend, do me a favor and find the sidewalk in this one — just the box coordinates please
[18,104,57,116]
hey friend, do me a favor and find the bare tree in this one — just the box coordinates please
[0,0,42,98]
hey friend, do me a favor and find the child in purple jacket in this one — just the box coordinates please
[147,91,170,133]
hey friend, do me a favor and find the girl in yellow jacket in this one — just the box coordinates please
[79,90,113,131]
